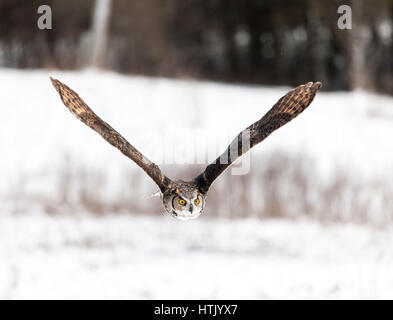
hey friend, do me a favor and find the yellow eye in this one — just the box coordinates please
[178,199,186,206]
[194,198,200,205]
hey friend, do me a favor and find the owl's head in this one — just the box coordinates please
[162,182,205,220]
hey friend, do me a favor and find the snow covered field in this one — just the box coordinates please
[1,213,393,299]
[1,68,393,182]
[1,68,393,220]
[1,69,393,299]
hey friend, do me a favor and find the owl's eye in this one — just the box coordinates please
[194,198,200,205]
[178,199,186,206]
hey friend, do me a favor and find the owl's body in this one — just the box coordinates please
[50,78,321,220]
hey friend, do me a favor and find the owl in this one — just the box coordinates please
[50,77,321,220]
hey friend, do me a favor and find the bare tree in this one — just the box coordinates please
[348,0,374,90]
[90,0,112,68]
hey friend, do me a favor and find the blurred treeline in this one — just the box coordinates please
[1,0,392,94]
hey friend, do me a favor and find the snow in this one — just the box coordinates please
[1,68,393,218]
[1,68,393,299]
[1,213,393,299]
[1,67,392,192]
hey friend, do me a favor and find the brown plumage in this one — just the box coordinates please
[195,81,322,193]
[50,77,321,219]
[50,77,172,193]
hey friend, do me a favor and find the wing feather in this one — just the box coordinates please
[195,81,322,193]
[50,77,172,192]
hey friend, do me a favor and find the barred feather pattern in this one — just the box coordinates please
[195,81,322,193]
[50,77,172,192]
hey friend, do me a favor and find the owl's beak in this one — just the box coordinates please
[189,204,194,213]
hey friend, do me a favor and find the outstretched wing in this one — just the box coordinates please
[50,77,172,193]
[194,81,322,193]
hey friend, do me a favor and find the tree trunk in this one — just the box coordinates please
[349,0,373,90]
[90,0,112,68]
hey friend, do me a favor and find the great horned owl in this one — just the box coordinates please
[50,78,321,220]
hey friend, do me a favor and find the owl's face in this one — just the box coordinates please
[163,186,205,220]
